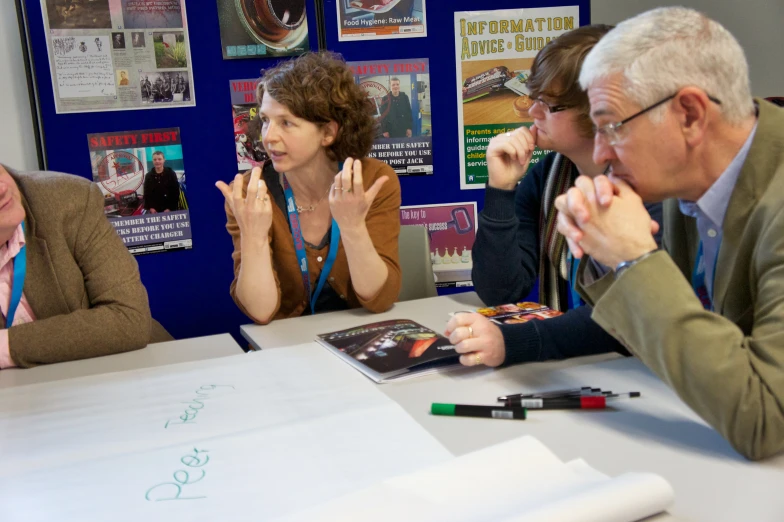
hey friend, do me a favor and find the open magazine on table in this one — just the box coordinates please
[316,320,459,383]
[474,301,564,325]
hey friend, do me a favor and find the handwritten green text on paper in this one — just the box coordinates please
[145,447,210,502]
[164,384,235,429]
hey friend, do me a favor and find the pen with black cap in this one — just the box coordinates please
[498,387,602,402]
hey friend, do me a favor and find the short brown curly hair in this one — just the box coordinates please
[256,51,376,161]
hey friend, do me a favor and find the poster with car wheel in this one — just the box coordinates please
[400,202,476,288]
[348,58,432,176]
[455,6,578,189]
[216,0,310,59]
[229,78,269,172]
[87,127,192,255]
[41,0,195,113]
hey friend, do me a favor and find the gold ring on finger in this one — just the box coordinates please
[475,353,482,365]
[467,326,473,338]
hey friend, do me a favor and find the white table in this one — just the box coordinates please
[241,292,486,350]
[0,334,243,389]
[241,294,784,522]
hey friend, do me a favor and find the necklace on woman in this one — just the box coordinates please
[295,184,332,212]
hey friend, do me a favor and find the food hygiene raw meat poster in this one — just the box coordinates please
[88,128,192,255]
[338,0,426,41]
[454,7,578,189]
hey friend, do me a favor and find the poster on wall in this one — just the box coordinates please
[87,128,192,255]
[400,203,476,288]
[41,0,196,114]
[216,0,309,59]
[454,7,578,189]
[348,58,432,176]
[337,0,426,41]
[229,78,268,172]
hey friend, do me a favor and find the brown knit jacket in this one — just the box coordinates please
[4,167,172,367]
[225,158,402,323]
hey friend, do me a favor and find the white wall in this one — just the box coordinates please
[0,2,38,171]
[591,0,783,98]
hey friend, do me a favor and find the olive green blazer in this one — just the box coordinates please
[578,99,784,460]
[6,167,172,367]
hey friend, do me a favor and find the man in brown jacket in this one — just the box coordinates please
[554,7,784,460]
[0,164,171,368]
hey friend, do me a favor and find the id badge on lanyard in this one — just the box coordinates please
[282,175,340,315]
[7,222,27,328]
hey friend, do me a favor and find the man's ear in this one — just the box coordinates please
[675,88,710,147]
[322,121,339,146]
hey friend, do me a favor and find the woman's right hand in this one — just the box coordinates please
[444,312,506,368]
[486,125,538,191]
[216,167,273,242]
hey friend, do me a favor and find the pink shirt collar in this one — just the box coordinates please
[0,223,26,267]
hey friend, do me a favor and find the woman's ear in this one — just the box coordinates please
[322,121,339,146]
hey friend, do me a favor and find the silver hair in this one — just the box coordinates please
[579,7,754,125]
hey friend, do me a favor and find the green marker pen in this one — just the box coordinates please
[431,403,527,420]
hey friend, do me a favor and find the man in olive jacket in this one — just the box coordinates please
[0,164,171,368]
[555,7,784,460]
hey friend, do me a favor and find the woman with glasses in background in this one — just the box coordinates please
[445,24,663,368]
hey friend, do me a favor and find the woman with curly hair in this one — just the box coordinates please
[216,51,401,324]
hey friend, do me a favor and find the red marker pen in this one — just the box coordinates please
[503,392,640,409]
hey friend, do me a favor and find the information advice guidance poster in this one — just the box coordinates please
[454,7,578,189]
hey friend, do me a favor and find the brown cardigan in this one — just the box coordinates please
[225,158,402,323]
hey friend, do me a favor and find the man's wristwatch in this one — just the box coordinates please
[614,249,658,280]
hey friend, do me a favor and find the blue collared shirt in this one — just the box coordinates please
[678,122,758,301]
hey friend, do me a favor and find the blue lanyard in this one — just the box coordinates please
[692,240,720,311]
[568,253,583,310]
[282,175,340,315]
[7,222,27,329]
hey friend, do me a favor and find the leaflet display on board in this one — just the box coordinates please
[348,58,433,176]
[40,0,196,113]
[87,127,193,255]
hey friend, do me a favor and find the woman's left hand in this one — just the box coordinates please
[330,157,388,233]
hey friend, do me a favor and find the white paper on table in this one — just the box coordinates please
[0,343,452,521]
[277,436,674,522]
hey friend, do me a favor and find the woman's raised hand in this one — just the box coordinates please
[216,167,273,240]
[486,125,538,191]
[329,158,387,233]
